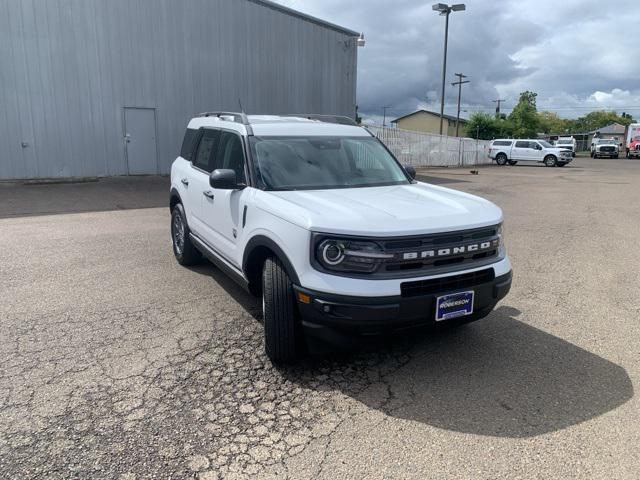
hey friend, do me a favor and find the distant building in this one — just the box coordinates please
[588,123,626,148]
[391,110,468,137]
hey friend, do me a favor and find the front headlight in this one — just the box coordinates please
[314,237,393,273]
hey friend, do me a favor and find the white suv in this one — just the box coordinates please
[170,113,512,362]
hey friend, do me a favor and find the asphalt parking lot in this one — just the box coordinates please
[1,157,639,479]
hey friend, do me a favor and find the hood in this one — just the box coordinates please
[545,147,571,155]
[255,182,503,236]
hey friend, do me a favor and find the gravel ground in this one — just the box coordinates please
[1,157,639,479]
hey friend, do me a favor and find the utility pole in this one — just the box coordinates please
[492,99,506,119]
[452,73,469,137]
[382,106,391,127]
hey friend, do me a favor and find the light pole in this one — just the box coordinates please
[432,3,466,136]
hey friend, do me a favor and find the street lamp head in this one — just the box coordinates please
[432,3,449,13]
[451,4,466,11]
[356,32,365,47]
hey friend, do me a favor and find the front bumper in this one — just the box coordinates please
[294,270,512,345]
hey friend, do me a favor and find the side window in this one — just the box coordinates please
[193,129,220,172]
[515,141,528,148]
[180,128,198,161]
[216,132,246,183]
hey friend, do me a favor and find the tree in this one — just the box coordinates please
[465,113,499,140]
[566,111,634,133]
[538,111,569,134]
[508,91,539,138]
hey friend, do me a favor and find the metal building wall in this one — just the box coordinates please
[0,0,358,179]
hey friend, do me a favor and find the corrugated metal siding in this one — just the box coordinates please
[0,0,358,179]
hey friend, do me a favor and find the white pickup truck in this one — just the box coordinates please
[489,139,574,167]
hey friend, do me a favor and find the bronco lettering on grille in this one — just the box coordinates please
[402,239,499,260]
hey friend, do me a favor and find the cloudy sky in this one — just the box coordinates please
[275,0,640,124]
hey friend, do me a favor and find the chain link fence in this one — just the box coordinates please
[368,126,493,168]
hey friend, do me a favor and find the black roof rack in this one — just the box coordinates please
[196,111,253,135]
[283,114,359,126]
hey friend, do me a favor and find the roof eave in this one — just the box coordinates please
[247,0,359,36]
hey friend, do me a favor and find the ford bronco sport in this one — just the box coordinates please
[170,113,512,362]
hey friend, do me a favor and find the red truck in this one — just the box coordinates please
[626,123,640,158]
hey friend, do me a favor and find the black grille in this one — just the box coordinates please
[380,226,500,275]
[401,268,495,297]
[600,146,615,152]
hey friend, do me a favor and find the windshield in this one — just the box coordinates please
[557,140,572,144]
[598,139,617,145]
[250,136,410,191]
[539,140,553,148]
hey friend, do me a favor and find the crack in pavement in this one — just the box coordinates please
[0,295,417,479]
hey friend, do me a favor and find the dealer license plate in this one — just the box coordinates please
[435,291,474,321]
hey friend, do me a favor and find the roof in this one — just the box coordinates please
[247,0,359,36]
[589,123,626,135]
[188,114,370,137]
[391,109,468,124]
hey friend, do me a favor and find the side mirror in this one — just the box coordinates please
[404,165,416,180]
[209,169,245,190]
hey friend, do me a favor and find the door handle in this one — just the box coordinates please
[181,178,189,186]
[203,190,214,199]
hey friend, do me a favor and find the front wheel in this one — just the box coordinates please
[262,257,302,362]
[495,153,508,166]
[544,155,557,167]
[508,160,518,166]
[614,154,619,159]
[171,203,201,266]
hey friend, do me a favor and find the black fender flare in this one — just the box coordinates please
[243,235,301,286]
[169,187,182,211]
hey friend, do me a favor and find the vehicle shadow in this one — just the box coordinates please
[188,262,633,439]
[314,306,632,438]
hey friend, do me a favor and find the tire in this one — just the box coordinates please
[557,162,566,167]
[508,160,518,165]
[171,203,201,266]
[590,151,594,158]
[614,154,619,159]
[262,257,301,362]
[496,153,508,166]
[544,155,557,167]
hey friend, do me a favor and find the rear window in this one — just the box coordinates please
[492,140,512,146]
[180,128,198,160]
